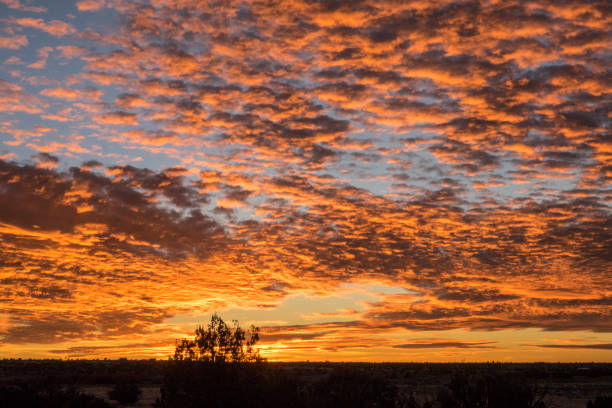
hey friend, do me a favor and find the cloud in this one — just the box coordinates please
[0,159,223,252]
[392,341,497,349]
[9,17,76,37]
[76,0,105,12]
[2,317,94,344]
[261,330,332,343]
[0,0,610,359]
[56,45,87,59]
[48,341,171,358]
[93,111,138,125]
[31,152,59,168]
[0,79,44,114]
[41,87,101,102]
[0,34,28,49]
[40,87,82,100]
[0,0,46,13]
[533,344,612,350]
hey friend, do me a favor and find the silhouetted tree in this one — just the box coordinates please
[173,313,263,363]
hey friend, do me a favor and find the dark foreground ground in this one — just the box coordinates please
[1,360,611,407]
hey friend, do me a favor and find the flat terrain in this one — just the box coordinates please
[1,360,611,407]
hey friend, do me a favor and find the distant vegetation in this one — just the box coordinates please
[1,360,611,407]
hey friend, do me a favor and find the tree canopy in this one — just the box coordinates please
[173,313,264,363]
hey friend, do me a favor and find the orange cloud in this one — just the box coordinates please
[0,0,46,12]
[76,0,105,12]
[0,34,28,49]
[93,111,138,125]
[0,0,610,361]
[0,79,44,114]
[10,18,76,37]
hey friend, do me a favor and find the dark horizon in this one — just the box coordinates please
[2,359,612,407]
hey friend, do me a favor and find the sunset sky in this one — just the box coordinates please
[0,0,610,362]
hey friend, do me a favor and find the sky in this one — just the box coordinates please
[0,0,610,362]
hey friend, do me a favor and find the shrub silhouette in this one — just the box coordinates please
[173,313,263,363]
[108,382,142,405]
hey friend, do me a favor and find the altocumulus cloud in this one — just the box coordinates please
[0,0,610,358]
